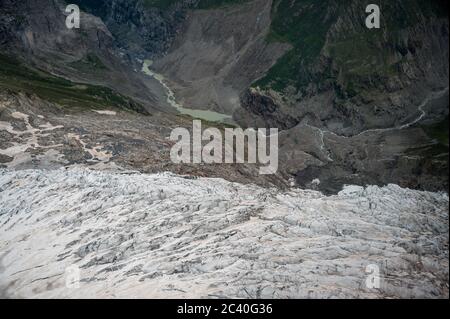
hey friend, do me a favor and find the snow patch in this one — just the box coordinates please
[92,110,117,116]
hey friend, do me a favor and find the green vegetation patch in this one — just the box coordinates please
[0,54,146,114]
[69,53,108,72]
[70,0,108,17]
[255,0,447,94]
[141,0,180,10]
[197,0,251,9]
[255,0,338,91]
[422,116,449,147]
[406,115,450,160]
[141,0,251,10]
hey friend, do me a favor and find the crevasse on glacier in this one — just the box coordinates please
[0,168,448,298]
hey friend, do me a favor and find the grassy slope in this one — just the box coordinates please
[255,0,447,94]
[0,54,146,113]
[423,116,450,147]
[71,0,109,17]
[255,0,338,91]
[76,0,251,12]
[141,0,180,10]
[69,53,108,72]
[141,0,250,10]
[407,116,449,160]
[197,0,250,9]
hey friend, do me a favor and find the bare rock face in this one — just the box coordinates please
[0,168,448,298]
[239,87,298,130]
[0,0,114,60]
[151,0,289,114]
[76,0,199,58]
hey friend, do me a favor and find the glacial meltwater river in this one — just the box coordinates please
[142,60,233,124]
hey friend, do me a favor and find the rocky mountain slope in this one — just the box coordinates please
[95,0,447,136]
[135,0,450,193]
[0,0,448,193]
[0,168,448,298]
[151,0,289,114]
[76,0,198,58]
[0,90,282,187]
[239,0,449,135]
[0,0,171,113]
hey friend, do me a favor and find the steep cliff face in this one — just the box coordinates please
[75,0,198,58]
[0,0,117,69]
[239,0,449,135]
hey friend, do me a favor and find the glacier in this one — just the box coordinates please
[0,168,448,298]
